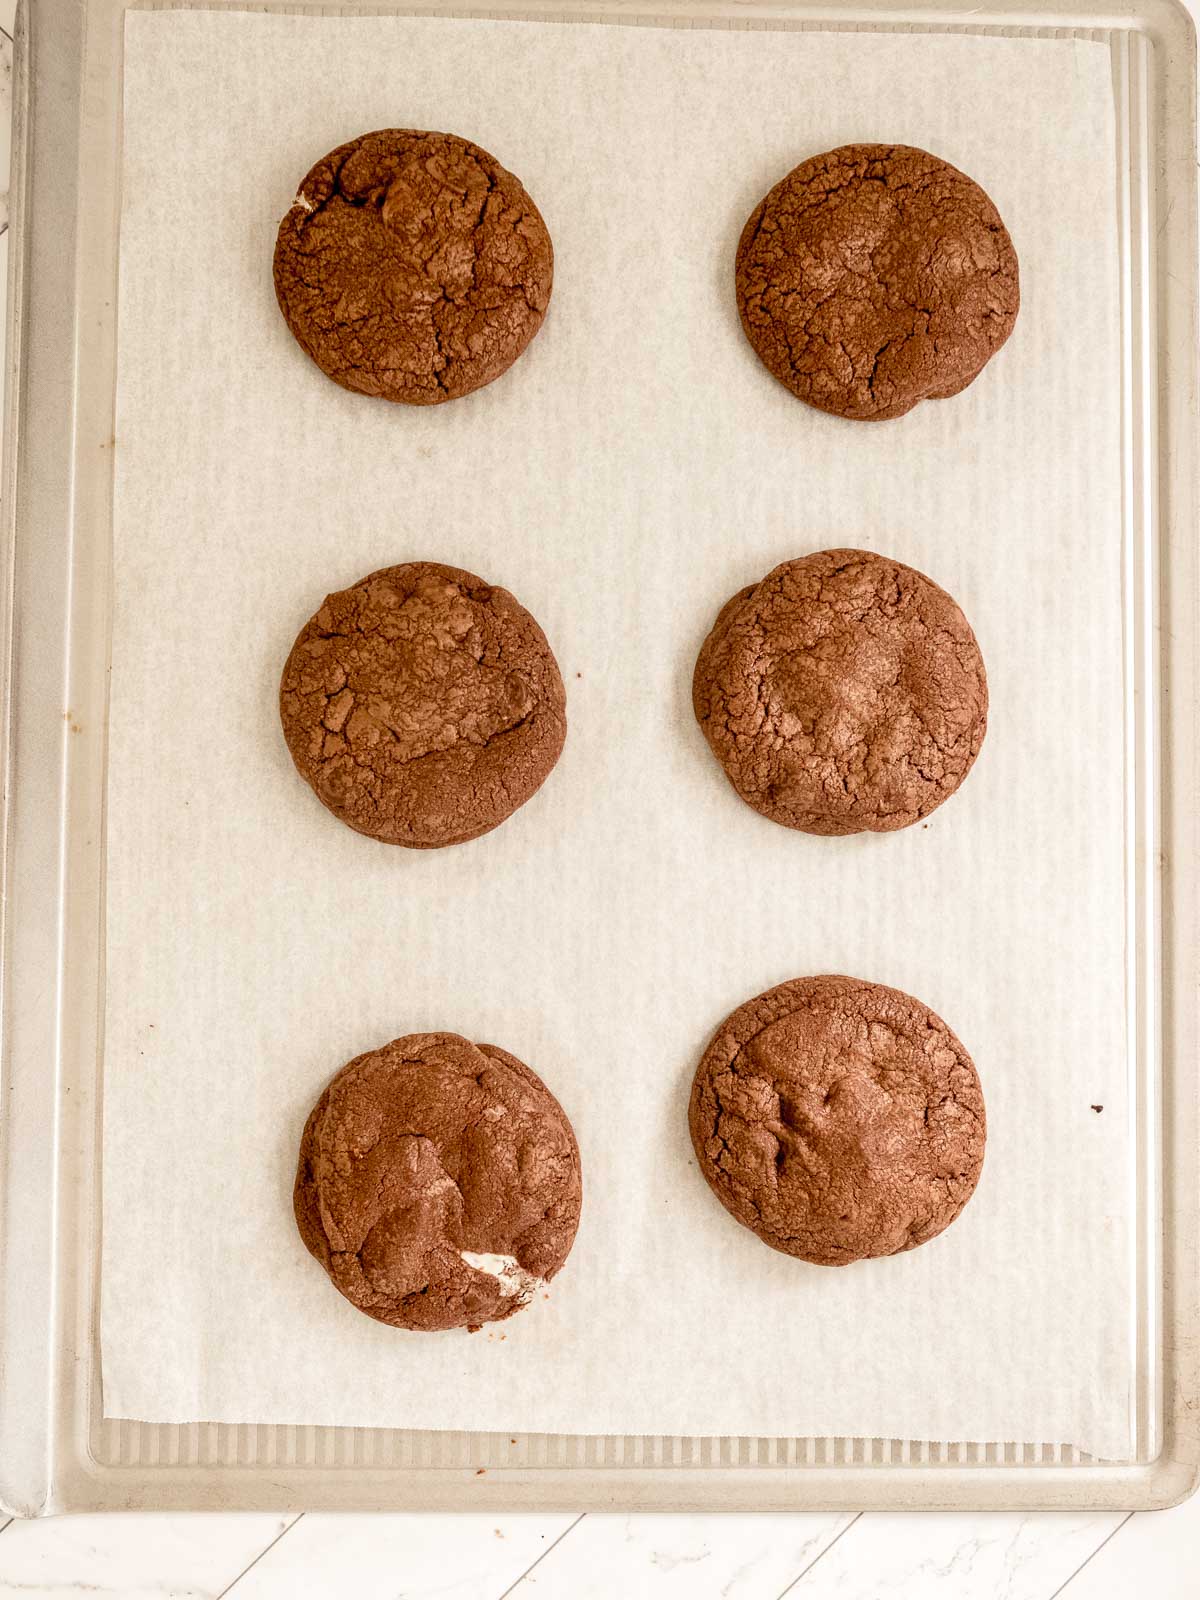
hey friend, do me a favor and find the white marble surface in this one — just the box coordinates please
[1,1504,1199,1598]
[1,0,1197,1592]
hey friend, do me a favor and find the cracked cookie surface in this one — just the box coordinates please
[296,1033,582,1331]
[273,129,553,404]
[692,548,987,836]
[735,143,1019,421]
[689,976,985,1265]
[280,561,566,848]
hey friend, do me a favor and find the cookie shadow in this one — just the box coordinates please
[667,1005,731,1226]
[713,187,751,351]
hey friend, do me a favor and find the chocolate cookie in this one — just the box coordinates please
[735,144,1019,421]
[280,562,566,848]
[689,976,985,1265]
[295,1032,582,1331]
[692,548,987,835]
[273,129,553,404]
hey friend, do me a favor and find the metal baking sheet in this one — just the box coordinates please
[0,0,1195,1515]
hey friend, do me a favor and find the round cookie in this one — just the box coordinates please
[689,975,985,1265]
[692,548,987,835]
[273,129,553,404]
[280,561,566,848]
[295,1032,582,1331]
[735,143,1019,421]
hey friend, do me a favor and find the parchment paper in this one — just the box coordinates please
[104,10,1132,1457]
